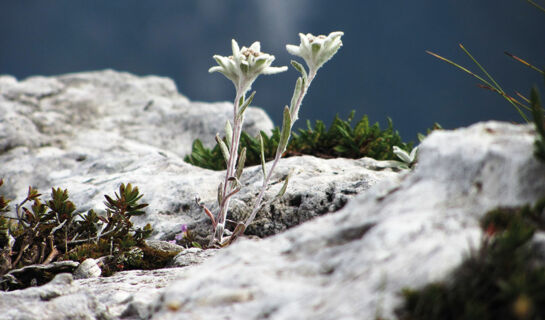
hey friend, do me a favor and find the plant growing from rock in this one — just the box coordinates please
[185,111,413,171]
[201,32,344,246]
[0,181,156,285]
[396,197,545,319]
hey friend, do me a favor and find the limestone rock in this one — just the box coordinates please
[77,267,189,319]
[147,121,545,320]
[2,70,542,319]
[170,247,219,267]
[0,69,273,200]
[73,259,102,280]
[0,273,113,320]
[0,70,403,243]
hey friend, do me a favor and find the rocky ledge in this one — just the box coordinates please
[0,70,544,319]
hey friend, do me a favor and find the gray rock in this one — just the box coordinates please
[78,267,189,319]
[146,121,545,320]
[0,273,113,320]
[73,259,102,280]
[170,247,219,267]
[0,70,402,243]
[145,239,185,254]
[3,70,541,319]
[0,69,273,200]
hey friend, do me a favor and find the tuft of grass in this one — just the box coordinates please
[184,111,413,171]
[426,45,535,122]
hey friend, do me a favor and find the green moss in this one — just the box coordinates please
[184,111,414,171]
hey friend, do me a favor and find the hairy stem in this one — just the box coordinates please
[242,69,317,231]
[210,89,245,246]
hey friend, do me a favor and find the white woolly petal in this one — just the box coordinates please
[328,31,344,39]
[262,66,288,75]
[231,39,240,57]
[286,44,301,56]
[249,41,261,53]
[214,55,231,68]
[300,33,310,52]
[254,54,271,63]
[208,66,223,73]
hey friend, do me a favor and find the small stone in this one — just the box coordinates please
[73,259,101,279]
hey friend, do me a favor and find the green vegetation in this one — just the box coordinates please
[184,111,413,171]
[396,197,545,320]
[0,181,168,289]
[531,82,545,162]
[426,0,545,124]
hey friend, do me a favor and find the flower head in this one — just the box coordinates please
[209,40,287,94]
[286,31,344,73]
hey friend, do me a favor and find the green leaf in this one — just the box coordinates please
[276,173,290,198]
[192,242,202,249]
[290,60,308,84]
[217,182,223,206]
[236,147,246,179]
[277,106,292,154]
[184,111,412,169]
[237,91,256,120]
[224,120,233,150]
[417,133,426,143]
[215,134,230,165]
[290,77,303,116]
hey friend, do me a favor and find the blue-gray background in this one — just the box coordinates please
[1,1,544,141]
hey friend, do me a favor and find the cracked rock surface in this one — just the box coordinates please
[2,71,543,319]
[0,70,402,242]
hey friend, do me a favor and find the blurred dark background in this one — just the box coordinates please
[1,1,544,141]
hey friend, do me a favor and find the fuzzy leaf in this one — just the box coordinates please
[276,173,290,198]
[290,60,308,84]
[224,120,233,150]
[215,134,230,165]
[236,147,247,179]
[237,91,256,120]
[290,77,303,117]
[277,106,292,154]
[217,182,223,206]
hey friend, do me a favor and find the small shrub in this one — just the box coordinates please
[184,111,413,171]
[0,181,153,283]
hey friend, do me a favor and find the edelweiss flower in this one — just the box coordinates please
[209,40,287,93]
[286,31,344,73]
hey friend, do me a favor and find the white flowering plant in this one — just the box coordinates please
[200,31,344,247]
[393,145,418,167]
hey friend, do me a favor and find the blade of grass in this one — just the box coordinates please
[527,0,545,14]
[459,44,529,122]
[426,50,492,86]
[504,52,544,74]
[459,44,504,92]
[477,84,532,112]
